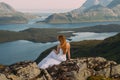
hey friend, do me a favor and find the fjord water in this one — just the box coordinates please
[0,21,120,32]
[0,40,58,65]
[0,17,119,65]
[0,32,117,65]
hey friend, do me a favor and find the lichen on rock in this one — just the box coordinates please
[0,57,120,80]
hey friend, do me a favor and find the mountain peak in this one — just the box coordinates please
[107,0,120,8]
[94,0,100,5]
[0,2,30,24]
[71,0,113,14]
[84,4,105,12]
[0,2,7,5]
[81,0,101,10]
[81,0,112,10]
[0,2,15,13]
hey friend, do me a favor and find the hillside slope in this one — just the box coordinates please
[91,33,120,61]
[35,33,120,64]
[0,2,38,24]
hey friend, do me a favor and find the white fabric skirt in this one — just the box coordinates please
[38,49,66,69]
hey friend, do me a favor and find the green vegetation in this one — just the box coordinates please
[0,24,120,43]
[91,33,120,63]
[70,33,120,63]
[35,33,120,64]
[70,40,102,58]
[0,28,73,43]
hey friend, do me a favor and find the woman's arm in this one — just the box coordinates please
[53,45,60,54]
[67,43,71,60]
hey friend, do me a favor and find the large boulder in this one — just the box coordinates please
[0,57,120,80]
[0,73,8,80]
[46,57,118,80]
[0,61,41,80]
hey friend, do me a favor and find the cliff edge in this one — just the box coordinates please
[0,57,120,80]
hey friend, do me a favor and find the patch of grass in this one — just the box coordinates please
[35,33,120,64]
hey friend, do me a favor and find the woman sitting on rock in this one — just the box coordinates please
[38,35,71,69]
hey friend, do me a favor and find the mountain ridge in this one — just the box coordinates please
[0,2,38,24]
[39,0,120,24]
[0,2,28,24]
[0,2,16,13]
[108,0,120,8]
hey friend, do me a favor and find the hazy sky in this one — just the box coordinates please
[0,0,86,13]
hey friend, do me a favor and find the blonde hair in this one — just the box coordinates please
[58,35,67,54]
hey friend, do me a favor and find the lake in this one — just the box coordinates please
[0,20,120,32]
[0,32,117,65]
[0,17,120,65]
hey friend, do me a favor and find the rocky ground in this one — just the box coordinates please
[0,57,120,80]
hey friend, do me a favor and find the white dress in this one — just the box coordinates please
[38,48,66,69]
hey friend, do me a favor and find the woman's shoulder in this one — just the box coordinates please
[67,42,70,45]
[66,42,70,47]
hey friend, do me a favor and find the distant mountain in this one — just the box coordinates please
[72,0,113,13]
[108,0,120,8]
[81,4,119,21]
[0,2,27,24]
[0,2,16,13]
[43,13,71,23]
[99,0,113,6]
[86,0,112,7]
[107,0,120,17]
[40,0,120,24]
[43,5,119,23]
[83,0,113,8]
[0,2,38,24]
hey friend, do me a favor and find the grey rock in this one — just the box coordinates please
[16,62,40,79]
[0,57,120,80]
[0,73,8,80]
[0,61,42,80]
[46,57,119,80]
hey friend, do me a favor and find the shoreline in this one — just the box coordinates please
[37,20,120,24]
[0,24,120,43]
[0,32,117,65]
